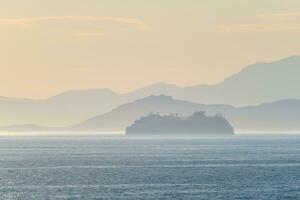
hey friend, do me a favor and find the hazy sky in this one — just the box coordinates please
[1,0,300,98]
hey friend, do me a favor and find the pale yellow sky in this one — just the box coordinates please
[1,0,300,98]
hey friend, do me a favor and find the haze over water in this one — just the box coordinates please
[1,135,299,199]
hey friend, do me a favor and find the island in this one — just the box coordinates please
[126,111,234,135]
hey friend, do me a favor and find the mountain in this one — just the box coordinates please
[177,56,300,105]
[71,95,233,132]
[229,99,300,133]
[71,95,300,133]
[126,83,182,99]
[1,95,300,133]
[121,56,300,106]
[0,56,299,127]
[0,88,123,127]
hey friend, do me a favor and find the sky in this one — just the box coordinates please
[1,0,300,98]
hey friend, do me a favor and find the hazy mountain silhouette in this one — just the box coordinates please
[1,95,300,133]
[71,95,300,133]
[126,83,181,99]
[119,56,300,106]
[0,56,299,127]
[70,95,233,132]
[178,56,300,105]
[0,88,123,127]
[230,99,300,132]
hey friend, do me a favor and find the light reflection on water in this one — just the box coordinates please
[0,135,299,199]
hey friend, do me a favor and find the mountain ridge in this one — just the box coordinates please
[0,56,299,127]
[1,95,299,133]
[71,95,300,133]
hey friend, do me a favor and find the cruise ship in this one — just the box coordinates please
[126,111,234,135]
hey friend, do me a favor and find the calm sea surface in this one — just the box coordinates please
[0,135,299,199]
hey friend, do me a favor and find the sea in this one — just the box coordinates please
[0,135,299,200]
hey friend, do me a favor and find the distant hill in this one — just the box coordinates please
[1,95,300,133]
[71,95,300,133]
[230,99,300,133]
[178,56,300,105]
[0,89,123,127]
[133,56,300,106]
[121,56,300,106]
[0,56,299,127]
[70,95,233,131]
